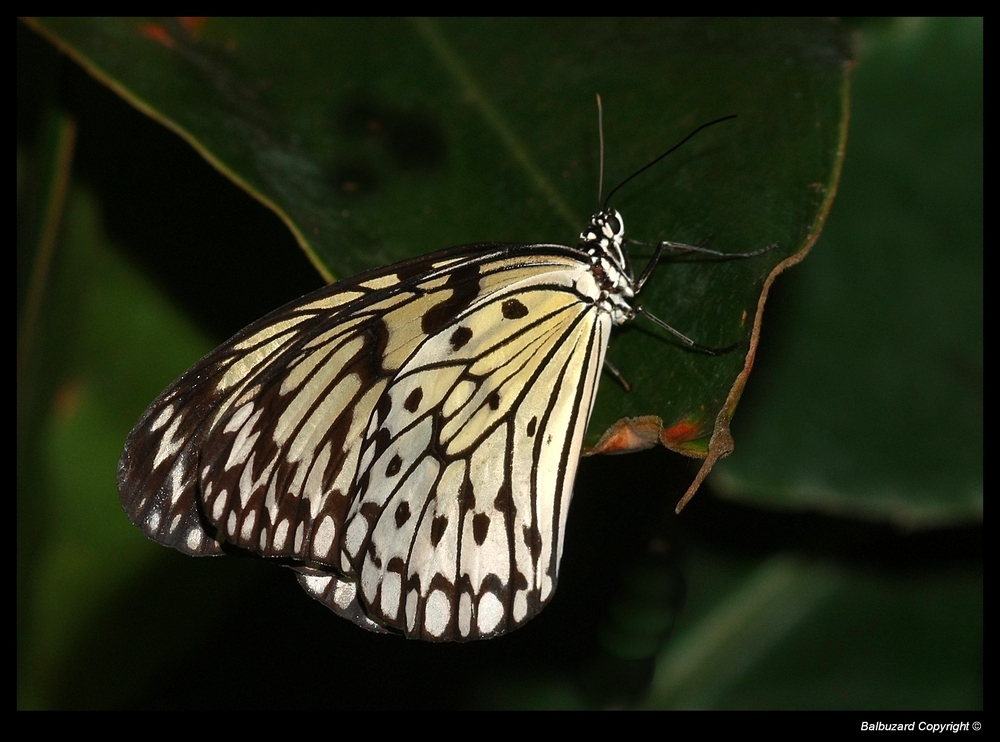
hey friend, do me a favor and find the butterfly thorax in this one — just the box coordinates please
[578,208,635,326]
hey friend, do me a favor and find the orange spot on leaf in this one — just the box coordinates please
[663,419,703,445]
[139,23,175,48]
[178,17,208,36]
[587,416,663,455]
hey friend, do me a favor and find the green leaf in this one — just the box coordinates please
[27,17,849,460]
[713,18,983,528]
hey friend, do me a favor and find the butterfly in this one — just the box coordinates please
[118,119,771,641]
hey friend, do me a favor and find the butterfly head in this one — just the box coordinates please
[579,208,626,266]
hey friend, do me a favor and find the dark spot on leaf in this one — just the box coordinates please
[336,94,447,172]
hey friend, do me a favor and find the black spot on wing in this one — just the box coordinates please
[472,512,490,545]
[405,572,422,593]
[501,297,529,319]
[523,524,542,561]
[449,326,472,350]
[404,387,423,412]
[513,570,529,591]
[526,416,537,437]
[458,477,476,512]
[374,385,393,425]
[394,501,411,527]
[421,264,481,334]
[371,427,393,464]
[386,555,406,577]
[363,316,392,375]
[360,501,382,527]
[487,391,500,410]
[431,515,448,546]
[386,453,402,477]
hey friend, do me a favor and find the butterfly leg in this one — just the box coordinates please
[602,357,632,392]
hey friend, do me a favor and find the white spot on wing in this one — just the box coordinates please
[168,465,187,506]
[152,415,184,470]
[333,578,358,610]
[477,592,504,634]
[381,571,401,618]
[313,515,337,560]
[300,573,332,592]
[406,590,419,632]
[361,554,380,603]
[273,519,290,551]
[225,409,263,471]
[185,528,204,551]
[240,510,256,542]
[459,593,472,637]
[211,490,228,521]
[424,589,451,637]
[149,405,175,433]
[223,402,255,434]
[344,516,369,559]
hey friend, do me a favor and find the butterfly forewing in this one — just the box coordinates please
[118,234,620,641]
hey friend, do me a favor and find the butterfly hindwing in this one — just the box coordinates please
[339,260,611,639]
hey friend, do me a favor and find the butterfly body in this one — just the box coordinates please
[119,210,636,641]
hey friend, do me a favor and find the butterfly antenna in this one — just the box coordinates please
[596,93,606,207]
[604,114,737,209]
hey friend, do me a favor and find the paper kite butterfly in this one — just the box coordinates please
[118,117,772,641]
